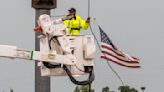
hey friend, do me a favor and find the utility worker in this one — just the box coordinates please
[63,8,90,35]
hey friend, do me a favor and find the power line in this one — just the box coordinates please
[87,0,124,85]
[89,24,124,86]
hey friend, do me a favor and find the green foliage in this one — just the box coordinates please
[74,85,138,92]
[118,85,138,92]
[101,86,115,92]
[102,86,110,92]
[130,88,138,92]
[74,86,79,92]
[74,85,94,92]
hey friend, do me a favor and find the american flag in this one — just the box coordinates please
[99,26,140,68]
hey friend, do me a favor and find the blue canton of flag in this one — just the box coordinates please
[100,27,117,50]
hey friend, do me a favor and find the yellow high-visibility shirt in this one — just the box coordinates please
[64,15,89,35]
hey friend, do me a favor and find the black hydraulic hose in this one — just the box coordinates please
[43,36,61,68]
[43,36,95,85]
[48,36,56,50]
[42,62,61,69]
[63,65,95,85]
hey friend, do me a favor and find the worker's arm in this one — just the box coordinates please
[52,18,63,24]
[78,16,90,30]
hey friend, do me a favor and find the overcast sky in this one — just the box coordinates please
[0,0,164,92]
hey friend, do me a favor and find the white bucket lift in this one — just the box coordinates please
[0,14,96,85]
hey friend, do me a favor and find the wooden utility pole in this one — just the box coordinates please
[32,0,57,92]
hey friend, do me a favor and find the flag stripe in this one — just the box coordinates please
[101,51,139,63]
[101,48,139,63]
[101,53,139,66]
[101,56,141,68]
[101,43,138,61]
[101,44,124,57]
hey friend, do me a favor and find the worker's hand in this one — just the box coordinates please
[86,17,91,23]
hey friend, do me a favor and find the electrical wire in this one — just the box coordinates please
[87,1,94,91]
[87,0,124,85]
[50,15,67,18]
[88,0,90,17]
[89,22,124,86]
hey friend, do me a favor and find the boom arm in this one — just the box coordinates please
[0,45,76,65]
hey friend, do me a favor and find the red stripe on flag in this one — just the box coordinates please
[101,51,139,63]
[101,44,139,61]
[101,45,124,57]
[101,56,140,68]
